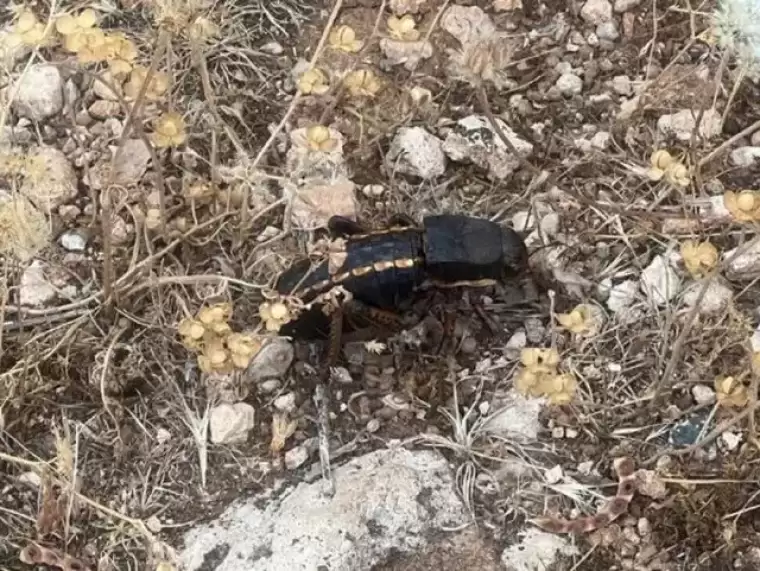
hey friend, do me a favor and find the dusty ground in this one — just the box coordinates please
[4,0,760,569]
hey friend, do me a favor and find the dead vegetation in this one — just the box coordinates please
[5,0,760,569]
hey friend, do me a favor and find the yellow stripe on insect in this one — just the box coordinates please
[373,260,395,272]
[430,278,497,288]
[350,226,414,240]
[394,258,417,269]
[297,256,423,297]
[351,265,374,277]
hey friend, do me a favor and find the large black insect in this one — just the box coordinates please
[274,213,529,341]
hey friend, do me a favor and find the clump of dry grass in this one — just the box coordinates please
[0,192,51,262]
[6,0,760,567]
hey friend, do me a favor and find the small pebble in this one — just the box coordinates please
[611,75,632,96]
[622,526,641,545]
[577,461,594,475]
[18,471,42,487]
[556,73,583,97]
[590,131,611,150]
[366,418,381,433]
[545,464,564,484]
[260,41,284,55]
[551,426,565,439]
[720,431,742,451]
[257,225,279,242]
[273,392,297,413]
[156,427,172,444]
[59,229,88,252]
[284,444,309,470]
[637,517,652,537]
[460,336,477,354]
[691,384,716,405]
[596,21,619,42]
[362,184,385,197]
[258,379,281,393]
[655,455,673,473]
[614,0,640,11]
[332,367,354,384]
[555,61,573,75]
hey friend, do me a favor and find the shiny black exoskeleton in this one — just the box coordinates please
[274,213,529,339]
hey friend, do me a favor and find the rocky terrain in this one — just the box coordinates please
[4,0,760,570]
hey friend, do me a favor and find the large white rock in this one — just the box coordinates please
[442,115,533,180]
[386,126,446,179]
[209,403,255,444]
[19,260,56,307]
[730,146,760,167]
[640,255,681,306]
[482,389,544,440]
[556,73,583,96]
[725,240,760,279]
[13,65,63,121]
[681,278,733,315]
[657,108,722,141]
[501,527,578,571]
[581,0,613,24]
[179,447,469,571]
[20,146,78,214]
[606,279,638,313]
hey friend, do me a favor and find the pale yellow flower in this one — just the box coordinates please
[387,14,420,41]
[663,162,690,188]
[102,33,138,75]
[270,412,298,453]
[328,25,363,53]
[259,301,292,332]
[305,125,338,152]
[198,303,232,325]
[13,9,51,46]
[198,336,232,373]
[556,304,601,337]
[57,10,102,55]
[125,66,169,101]
[178,318,205,340]
[152,112,187,148]
[724,190,760,222]
[227,332,262,369]
[297,68,329,95]
[680,240,719,279]
[715,376,749,408]
[520,347,560,373]
[343,69,381,98]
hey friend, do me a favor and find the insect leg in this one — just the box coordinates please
[315,298,344,497]
[344,298,407,331]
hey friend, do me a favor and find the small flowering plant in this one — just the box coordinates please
[714,0,760,76]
